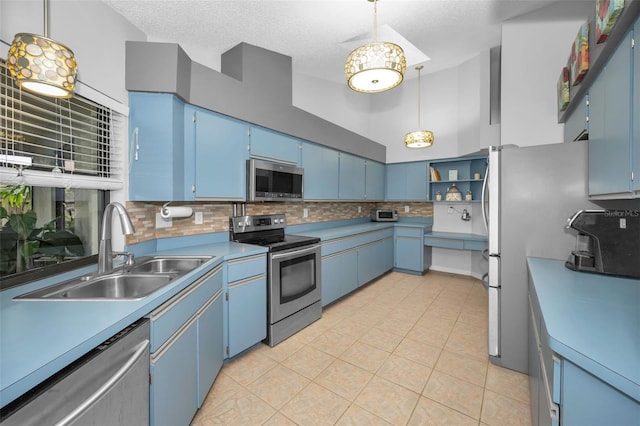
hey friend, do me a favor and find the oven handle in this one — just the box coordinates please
[270,244,320,260]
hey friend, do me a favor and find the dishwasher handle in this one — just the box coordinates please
[54,339,150,426]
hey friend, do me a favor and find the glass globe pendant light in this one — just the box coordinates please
[6,0,78,98]
[345,0,406,93]
[404,65,434,148]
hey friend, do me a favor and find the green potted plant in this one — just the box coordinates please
[0,185,84,276]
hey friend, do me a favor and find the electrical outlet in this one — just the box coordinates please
[303,208,309,218]
[404,205,410,213]
[195,211,204,225]
[358,206,362,213]
[448,206,454,214]
[156,213,172,228]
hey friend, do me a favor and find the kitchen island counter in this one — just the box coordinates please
[527,257,640,402]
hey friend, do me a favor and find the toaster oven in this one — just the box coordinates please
[370,209,398,222]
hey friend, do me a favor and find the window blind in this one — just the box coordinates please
[0,60,123,189]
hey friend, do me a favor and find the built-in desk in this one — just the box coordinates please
[424,232,487,251]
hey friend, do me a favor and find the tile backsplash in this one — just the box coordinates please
[126,201,433,245]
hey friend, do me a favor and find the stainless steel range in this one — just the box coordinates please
[229,214,321,346]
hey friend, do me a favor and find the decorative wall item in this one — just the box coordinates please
[570,22,589,86]
[596,0,625,44]
[557,66,570,112]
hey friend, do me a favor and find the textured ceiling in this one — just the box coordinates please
[103,0,578,83]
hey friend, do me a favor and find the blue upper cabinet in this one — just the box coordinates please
[589,25,635,199]
[365,160,385,201]
[301,142,340,200]
[129,93,185,201]
[339,152,366,200]
[564,94,589,142]
[249,126,301,166]
[385,161,428,201]
[184,106,249,201]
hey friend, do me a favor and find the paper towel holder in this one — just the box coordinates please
[160,202,193,220]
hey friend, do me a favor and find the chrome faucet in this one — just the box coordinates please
[98,202,136,274]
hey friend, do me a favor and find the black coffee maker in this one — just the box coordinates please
[565,209,640,279]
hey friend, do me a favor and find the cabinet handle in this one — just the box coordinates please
[54,339,150,426]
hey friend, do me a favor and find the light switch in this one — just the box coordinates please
[404,205,410,213]
[303,208,309,218]
[195,211,204,224]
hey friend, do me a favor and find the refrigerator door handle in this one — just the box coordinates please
[488,286,500,357]
[481,163,489,233]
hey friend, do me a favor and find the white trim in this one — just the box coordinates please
[74,81,129,116]
[0,166,123,190]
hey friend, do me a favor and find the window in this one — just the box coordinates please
[1,60,125,288]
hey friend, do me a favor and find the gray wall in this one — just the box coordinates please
[126,41,387,163]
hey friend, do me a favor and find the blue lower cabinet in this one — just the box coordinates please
[227,274,267,358]
[149,266,223,426]
[224,255,267,358]
[150,320,198,426]
[321,249,358,306]
[394,227,425,273]
[197,290,224,407]
[358,238,393,286]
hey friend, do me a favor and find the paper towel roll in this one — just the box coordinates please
[160,206,193,219]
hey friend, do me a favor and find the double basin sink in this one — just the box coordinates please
[15,256,213,301]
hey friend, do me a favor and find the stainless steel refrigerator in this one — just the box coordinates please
[482,142,598,373]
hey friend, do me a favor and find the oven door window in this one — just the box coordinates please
[279,253,316,303]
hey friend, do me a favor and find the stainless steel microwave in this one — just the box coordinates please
[247,159,304,202]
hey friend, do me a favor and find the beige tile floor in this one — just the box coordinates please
[191,271,532,426]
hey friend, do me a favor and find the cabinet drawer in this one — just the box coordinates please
[463,240,487,251]
[226,254,266,283]
[394,226,423,238]
[424,237,464,250]
[149,265,221,352]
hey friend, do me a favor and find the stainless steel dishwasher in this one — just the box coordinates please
[0,318,150,426]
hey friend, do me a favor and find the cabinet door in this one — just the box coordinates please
[321,249,358,306]
[385,163,406,200]
[365,160,385,201]
[339,152,366,200]
[394,231,423,272]
[564,95,589,142]
[589,31,632,196]
[228,275,267,357]
[301,142,340,200]
[250,127,301,165]
[197,290,223,407]
[188,107,249,200]
[357,238,393,286]
[150,320,198,426]
[405,162,428,200]
[129,93,185,201]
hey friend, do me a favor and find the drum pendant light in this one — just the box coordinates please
[404,65,434,148]
[345,0,406,93]
[7,0,77,98]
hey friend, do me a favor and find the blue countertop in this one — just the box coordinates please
[293,219,430,241]
[0,241,266,407]
[527,257,640,402]
[0,219,433,407]
[424,231,487,241]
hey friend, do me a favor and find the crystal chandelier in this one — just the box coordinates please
[345,0,406,93]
